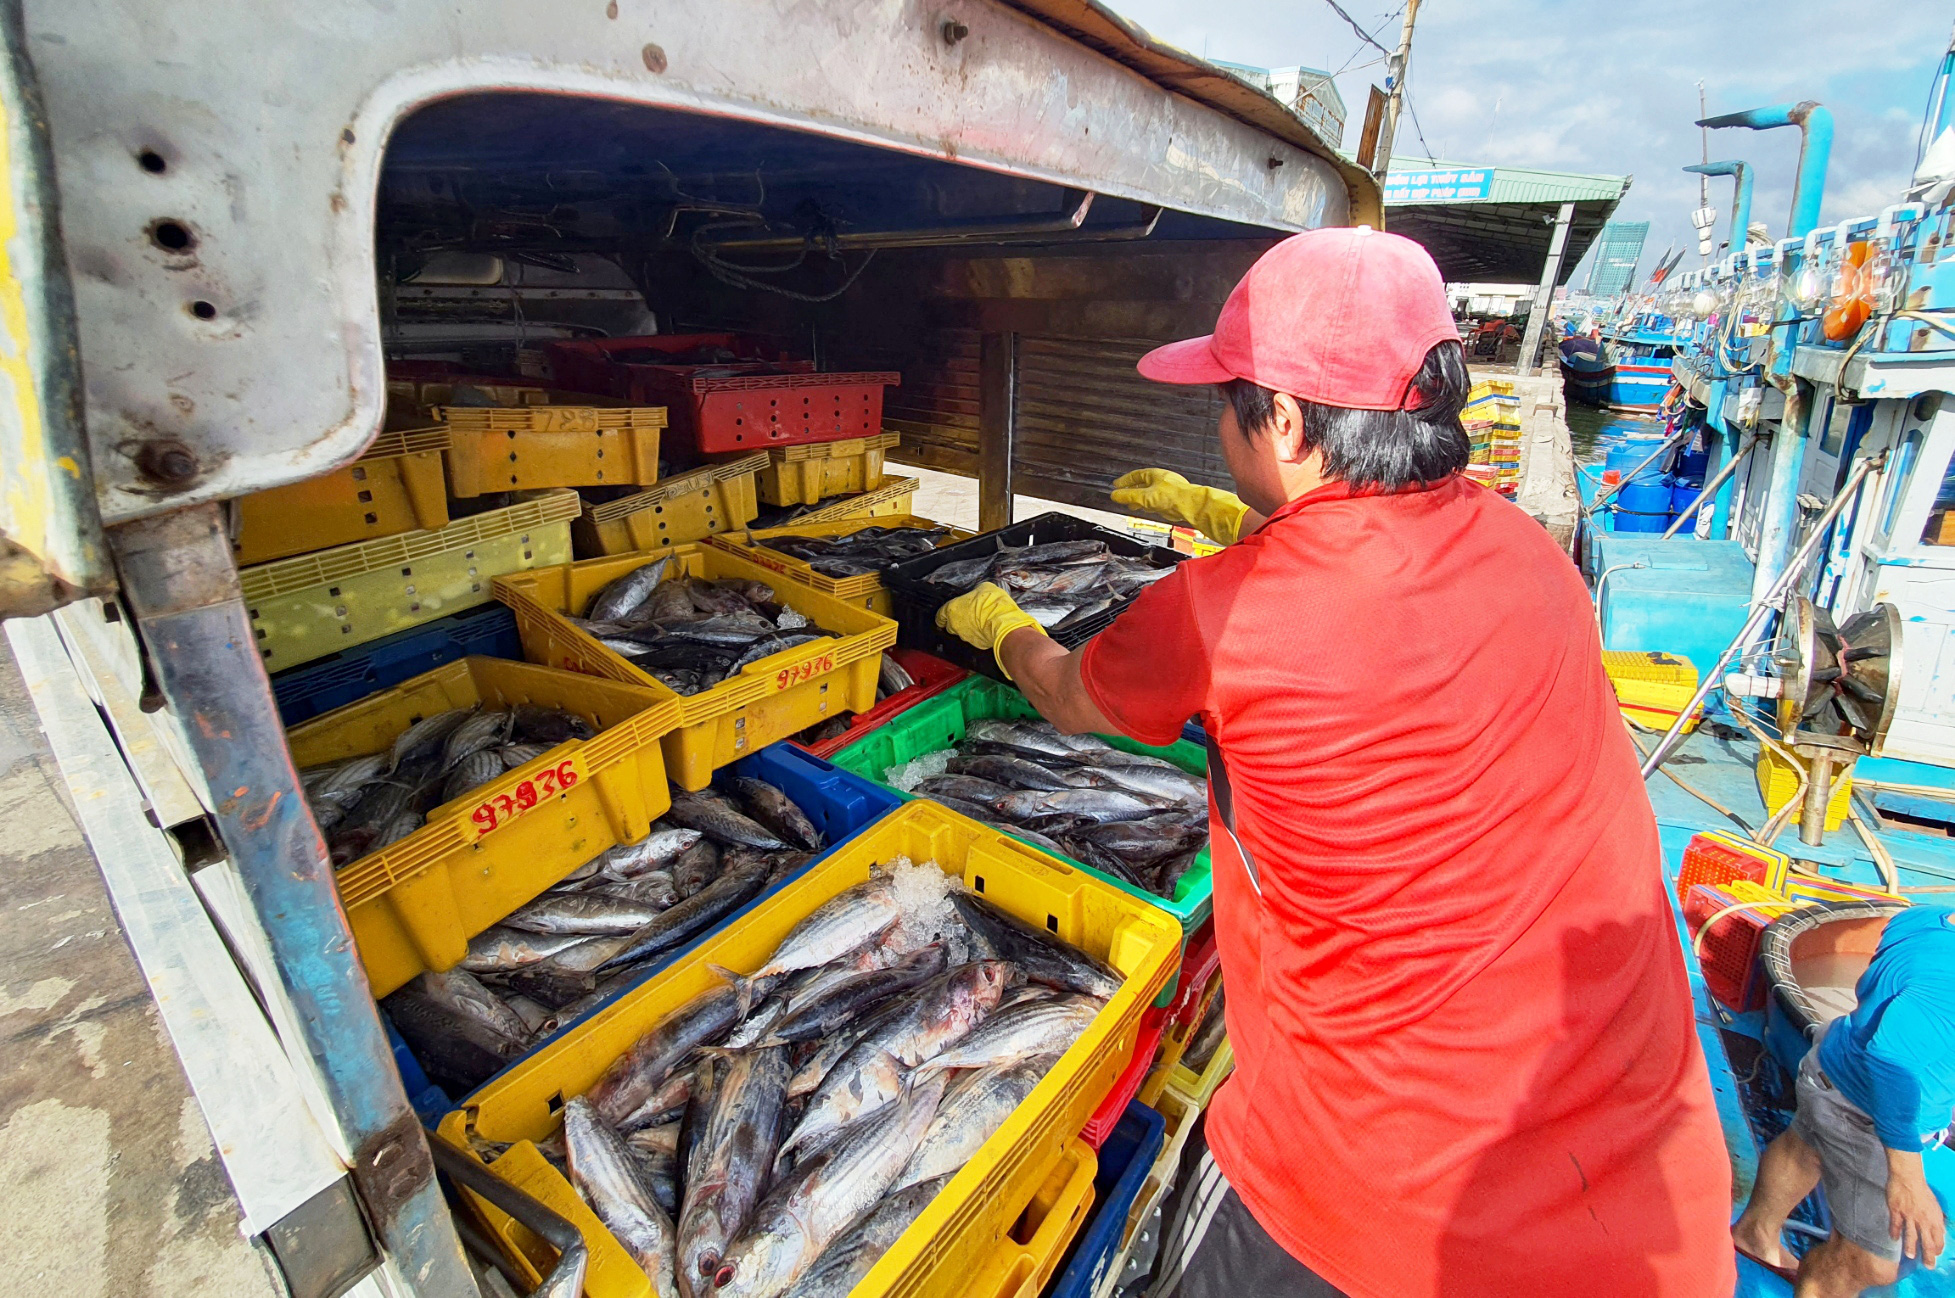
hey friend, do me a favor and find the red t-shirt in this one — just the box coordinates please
[1080,477,1734,1298]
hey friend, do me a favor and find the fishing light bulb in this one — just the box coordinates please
[1792,264,1828,311]
[1867,246,1902,314]
[1691,289,1718,320]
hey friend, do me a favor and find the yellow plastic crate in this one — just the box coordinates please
[1136,971,1222,1109]
[435,405,667,497]
[790,475,920,526]
[437,797,1179,1298]
[241,491,580,671]
[965,1140,1097,1298]
[494,544,897,789]
[1090,1084,1198,1298]
[232,427,451,565]
[1601,649,1701,734]
[1758,747,1852,832]
[756,431,900,506]
[573,454,767,555]
[287,657,679,997]
[1163,1037,1233,1109]
[706,513,973,614]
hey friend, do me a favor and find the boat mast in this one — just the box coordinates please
[1372,0,1423,174]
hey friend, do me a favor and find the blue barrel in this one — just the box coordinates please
[1605,438,1670,485]
[1675,445,1710,482]
[1613,478,1675,533]
[1671,483,1705,521]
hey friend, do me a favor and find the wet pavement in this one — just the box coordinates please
[0,646,278,1298]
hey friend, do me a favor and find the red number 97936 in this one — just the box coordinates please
[775,654,836,691]
[468,757,580,837]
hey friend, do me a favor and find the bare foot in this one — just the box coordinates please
[1732,1219,1798,1271]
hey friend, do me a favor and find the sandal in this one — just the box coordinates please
[1733,1240,1799,1283]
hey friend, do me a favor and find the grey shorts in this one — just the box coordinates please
[1791,1030,1903,1261]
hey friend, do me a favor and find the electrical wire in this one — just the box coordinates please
[1320,0,1391,55]
[1331,6,1402,75]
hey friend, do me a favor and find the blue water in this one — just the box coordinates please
[1567,405,1665,464]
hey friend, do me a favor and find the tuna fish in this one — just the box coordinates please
[674,1046,793,1295]
[563,1097,681,1297]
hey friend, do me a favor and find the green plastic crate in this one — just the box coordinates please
[832,675,1211,1000]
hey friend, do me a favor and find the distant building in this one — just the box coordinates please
[1214,60,1346,149]
[1584,221,1651,297]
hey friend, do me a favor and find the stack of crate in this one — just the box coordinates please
[1463,378,1522,498]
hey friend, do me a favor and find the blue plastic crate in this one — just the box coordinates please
[1049,1100,1168,1298]
[459,741,904,1090]
[271,604,524,725]
[381,1012,453,1124]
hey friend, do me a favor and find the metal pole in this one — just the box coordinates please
[1749,380,1810,602]
[977,332,1018,531]
[1517,202,1576,378]
[1661,431,1758,538]
[1371,0,1423,179]
[108,504,478,1297]
[1639,449,1887,777]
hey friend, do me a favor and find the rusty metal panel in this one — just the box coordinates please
[0,1,111,616]
[883,327,983,474]
[26,0,1346,524]
[1012,335,1228,509]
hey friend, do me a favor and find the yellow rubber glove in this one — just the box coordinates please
[936,582,1046,680]
[1109,469,1251,546]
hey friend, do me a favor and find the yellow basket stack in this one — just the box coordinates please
[438,797,1181,1298]
[241,490,581,671]
[755,430,901,506]
[1463,379,1522,498]
[434,405,667,497]
[788,474,922,526]
[232,427,453,565]
[1759,746,1853,832]
[1601,649,1702,734]
[573,454,769,555]
[285,657,681,997]
[707,513,973,614]
[493,543,896,789]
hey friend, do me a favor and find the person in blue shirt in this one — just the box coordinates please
[1734,905,1955,1295]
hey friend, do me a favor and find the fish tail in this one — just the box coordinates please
[706,963,759,1015]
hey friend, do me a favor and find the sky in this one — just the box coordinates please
[1103,0,1954,287]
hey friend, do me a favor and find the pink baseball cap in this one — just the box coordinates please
[1137,227,1460,411]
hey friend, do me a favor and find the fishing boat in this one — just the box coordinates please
[1584,42,1955,1291]
[1561,311,1686,412]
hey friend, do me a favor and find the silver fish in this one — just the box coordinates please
[310,752,389,804]
[502,891,669,936]
[675,1046,793,1295]
[947,753,1076,792]
[587,982,769,1127]
[373,809,423,851]
[913,774,1014,807]
[948,893,1122,1000]
[672,838,721,900]
[503,993,558,1038]
[588,557,672,622]
[995,787,1162,823]
[598,827,706,879]
[730,632,825,674]
[878,653,916,696]
[459,925,594,972]
[760,946,949,1046]
[713,1073,947,1298]
[415,967,530,1049]
[562,1097,681,1298]
[441,747,506,804]
[893,1055,1055,1192]
[497,743,552,771]
[723,776,823,852]
[790,1174,951,1298]
[443,709,512,769]
[387,707,474,771]
[666,789,788,849]
[919,994,1099,1074]
[780,961,1009,1164]
[590,872,679,910]
[748,875,901,979]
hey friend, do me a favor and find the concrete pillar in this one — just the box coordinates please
[1517,202,1577,378]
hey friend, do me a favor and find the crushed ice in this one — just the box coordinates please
[882,748,955,792]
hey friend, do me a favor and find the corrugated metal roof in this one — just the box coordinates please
[1383,157,1631,206]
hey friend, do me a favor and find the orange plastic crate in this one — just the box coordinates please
[1674,830,1789,908]
[1684,882,1792,1011]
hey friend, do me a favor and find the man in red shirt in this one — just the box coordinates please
[935,228,1736,1297]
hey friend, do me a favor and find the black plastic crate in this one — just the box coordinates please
[882,511,1185,682]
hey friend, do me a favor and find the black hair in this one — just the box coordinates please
[1223,340,1472,492]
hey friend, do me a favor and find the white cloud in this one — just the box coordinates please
[1106,0,1951,281]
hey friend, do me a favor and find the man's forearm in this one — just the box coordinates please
[997,627,1117,735]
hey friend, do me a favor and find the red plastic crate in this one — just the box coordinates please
[545,335,896,457]
[793,648,968,759]
[1674,830,1788,908]
[1683,883,1786,1011]
[1164,920,1220,1028]
[1083,1006,1166,1149]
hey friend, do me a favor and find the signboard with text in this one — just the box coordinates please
[1382,169,1494,204]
